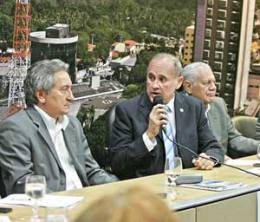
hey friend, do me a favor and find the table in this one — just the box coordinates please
[1,156,260,222]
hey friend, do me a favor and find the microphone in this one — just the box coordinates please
[152,95,168,129]
[153,95,164,106]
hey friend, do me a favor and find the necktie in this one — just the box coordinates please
[163,105,175,169]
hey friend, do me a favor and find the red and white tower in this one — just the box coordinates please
[7,0,31,115]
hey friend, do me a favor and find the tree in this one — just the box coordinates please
[0,14,13,46]
[122,84,143,99]
[84,112,110,169]
[77,31,89,62]
[77,105,95,129]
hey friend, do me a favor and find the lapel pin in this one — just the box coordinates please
[180,108,184,112]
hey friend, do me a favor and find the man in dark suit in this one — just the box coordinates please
[182,62,260,161]
[0,59,117,195]
[109,53,223,180]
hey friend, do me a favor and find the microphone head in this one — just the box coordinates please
[153,96,163,106]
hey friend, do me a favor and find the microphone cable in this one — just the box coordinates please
[152,95,260,178]
[163,128,260,178]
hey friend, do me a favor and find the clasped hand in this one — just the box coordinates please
[192,153,215,170]
[146,104,167,140]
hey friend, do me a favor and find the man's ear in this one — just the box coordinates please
[176,75,184,90]
[182,80,193,94]
[35,90,47,104]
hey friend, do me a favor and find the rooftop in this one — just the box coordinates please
[30,31,78,44]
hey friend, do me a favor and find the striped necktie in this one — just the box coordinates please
[163,105,175,169]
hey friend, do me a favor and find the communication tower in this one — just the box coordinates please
[7,0,31,114]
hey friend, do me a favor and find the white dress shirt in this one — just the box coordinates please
[205,104,211,119]
[34,105,83,190]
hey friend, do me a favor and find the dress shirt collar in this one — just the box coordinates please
[34,105,69,130]
[165,96,175,112]
[205,104,211,118]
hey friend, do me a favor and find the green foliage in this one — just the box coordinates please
[84,112,109,169]
[77,105,109,168]
[257,0,260,9]
[0,14,13,47]
[112,66,130,85]
[0,1,15,15]
[0,0,195,62]
[77,31,89,62]
[77,105,95,129]
[122,84,143,99]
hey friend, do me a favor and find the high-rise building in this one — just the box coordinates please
[183,25,195,65]
[194,0,255,113]
[30,24,78,82]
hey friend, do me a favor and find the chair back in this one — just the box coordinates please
[231,116,257,139]
[0,169,7,198]
[107,103,117,144]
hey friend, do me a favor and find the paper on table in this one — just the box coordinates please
[180,180,247,192]
[246,167,260,175]
[225,159,260,166]
[0,194,83,208]
[0,216,11,222]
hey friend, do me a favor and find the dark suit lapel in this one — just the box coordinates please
[174,93,188,155]
[25,108,63,169]
[139,92,152,121]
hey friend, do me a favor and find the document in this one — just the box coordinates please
[180,180,247,191]
[225,159,260,166]
[246,167,260,175]
[0,194,83,208]
[0,216,11,222]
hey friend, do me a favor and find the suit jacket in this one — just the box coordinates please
[0,107,117,195]
[208,97,260,158]
[109,92,224,179]
[256,114,260,140]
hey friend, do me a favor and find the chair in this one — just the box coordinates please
[231,116,257,139]
[103,103,118,170]
[0,169,7,198]
[107,103,117,144]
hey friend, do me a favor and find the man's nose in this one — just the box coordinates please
[152,79,160,88]
[209,81,216,90]
[67,89,74,100]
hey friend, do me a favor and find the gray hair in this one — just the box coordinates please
[182,62,212,83]
[24,59,69,107]
[148,53,183,76]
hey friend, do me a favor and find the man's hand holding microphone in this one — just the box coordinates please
[146,96,215,170]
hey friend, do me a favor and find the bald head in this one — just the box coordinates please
[148,53,183,77]
[146,53,183,103]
